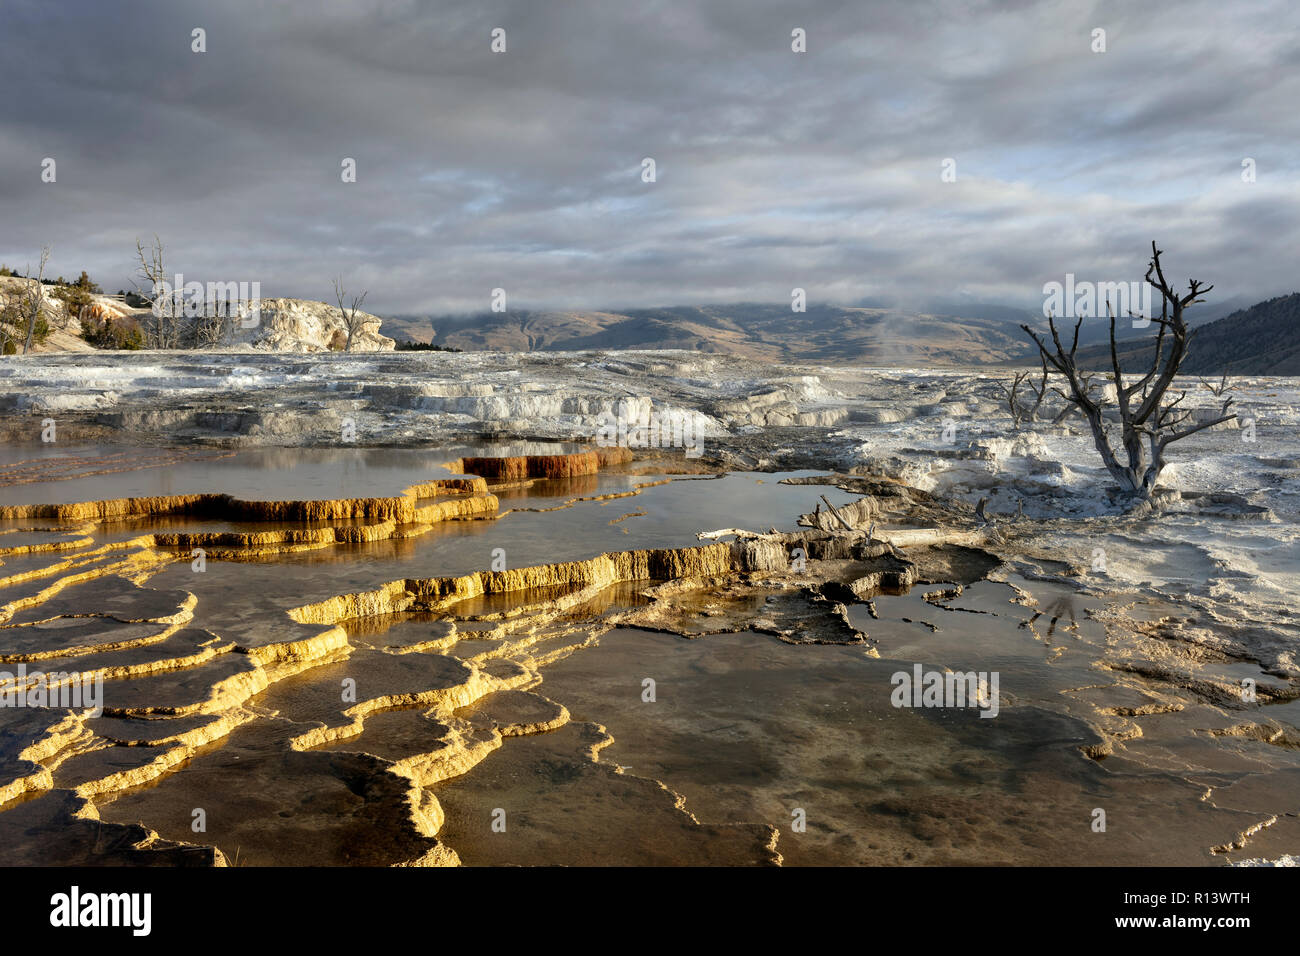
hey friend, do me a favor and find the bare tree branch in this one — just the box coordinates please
[132,236,182,349]
[333,276,370,352]
[21,246,51,355]
[1020,242,1236,500]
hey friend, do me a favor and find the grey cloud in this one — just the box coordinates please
[0,0,1294,315]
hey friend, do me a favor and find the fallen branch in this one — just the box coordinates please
[819,495,856,532]
[697,528,778,541]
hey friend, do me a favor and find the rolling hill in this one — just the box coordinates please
[1069,293,1300,376]
[382,293,1269,369]
[385,303,1044,366]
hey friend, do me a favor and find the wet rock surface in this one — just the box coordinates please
[0,354,1298,866]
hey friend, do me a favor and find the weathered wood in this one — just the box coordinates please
[819,494,856,531]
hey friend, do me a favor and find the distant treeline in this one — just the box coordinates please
[0,265,120,293]
[394,340,462,352]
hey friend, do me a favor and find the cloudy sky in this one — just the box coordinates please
[1,0,1296,316]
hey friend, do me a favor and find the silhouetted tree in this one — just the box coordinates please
[1021,242,1236,500]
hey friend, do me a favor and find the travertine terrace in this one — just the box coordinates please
[1,352,1298,865]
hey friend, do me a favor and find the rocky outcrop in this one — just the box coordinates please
[0,277,101,353]
[0,485,489,523]
[0,282,398,353]
[0,449,802,867]
[445,448,633,481]
[234,297,395,352]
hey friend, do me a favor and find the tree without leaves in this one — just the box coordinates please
[1199,373,1237,399]
[997,348,1073,426]
[995,351,1081,428]
[21,247,51,355]
[190,288,235,349]
[132,236,182,349]
[998,367,1044,427]
[333,277,369,352]
[1021,242,1236,501]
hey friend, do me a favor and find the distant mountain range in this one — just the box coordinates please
[1070,293,1300,376]
[380,292,1291,372]
[385,303,1040,365]
[386,303,1062,366]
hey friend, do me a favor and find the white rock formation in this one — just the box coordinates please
[0,284,397,353]
[0,276,102,353]
[234,298,395,352]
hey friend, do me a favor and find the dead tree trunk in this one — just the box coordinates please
[133,236,181,349]
[333,277,369,352]
[998,352,1053,426]
[22,247,51,355]
[1021,242,1236,500]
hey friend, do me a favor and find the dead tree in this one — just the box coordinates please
[1021,242,1236,500]
[21,247,51,354]
[997,352,1052,426]
[997,353,1084,427]
[999,369,1040,427]
[192,292,233,348]
[333,276,369,352]
[192,311,225,348]
[133,236,182,349]
[1199,373,1237,399]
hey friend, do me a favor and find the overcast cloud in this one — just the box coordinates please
[1,0,1296,315]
